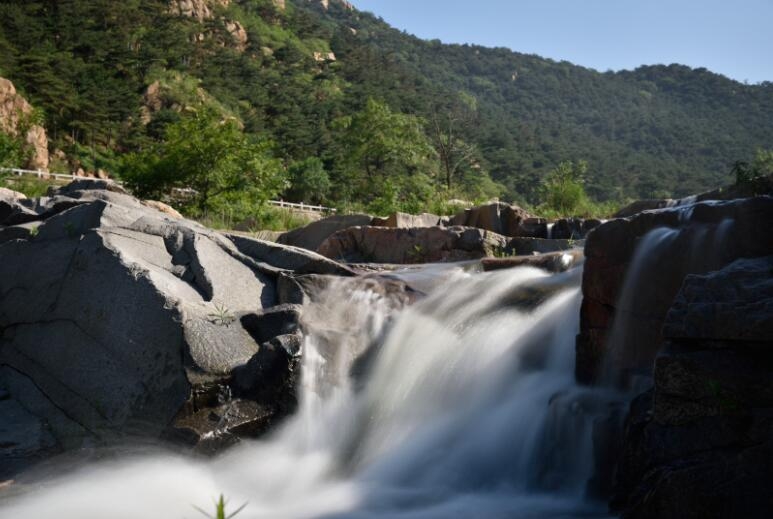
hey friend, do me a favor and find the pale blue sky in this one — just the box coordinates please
[351,0,773,83]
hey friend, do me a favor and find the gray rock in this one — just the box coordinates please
[277,214,373,251]
[0,181,344,474]
[663,256,773,342]
[225,232,355,276]
[372,212,442,228]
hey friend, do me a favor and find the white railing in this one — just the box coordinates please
[0,166,123,184]
[268,200,336,213]
[1,166,335,214]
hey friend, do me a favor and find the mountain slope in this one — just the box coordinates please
[1,0,771,204]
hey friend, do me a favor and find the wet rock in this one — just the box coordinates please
[577,196,773,384]
[277,213,373,251]
[317,225,508,264]
[613,256,773,519]
[481,250,583,273]
[507,237,580,255]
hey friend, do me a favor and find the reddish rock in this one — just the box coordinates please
[317,225,508,264]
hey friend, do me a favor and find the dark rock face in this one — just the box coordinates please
[613,257,773,519]
[614,173,773,218]
[277,214,373,251]
[0,182,357,477]
[577,196,773,384]
[317,225,509,264]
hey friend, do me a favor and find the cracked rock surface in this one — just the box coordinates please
[0,180,357,477]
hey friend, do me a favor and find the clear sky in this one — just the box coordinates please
[351,0,773,84]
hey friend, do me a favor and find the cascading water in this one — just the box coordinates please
[2,265,611,519]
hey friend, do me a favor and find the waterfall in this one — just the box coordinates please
[601,216,735,386]
[2,265,611,519]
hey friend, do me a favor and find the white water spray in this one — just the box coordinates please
[3,266,609,519]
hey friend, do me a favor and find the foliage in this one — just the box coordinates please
[331,98,438,209]
[0,176,51,198]
[1,0,773,211]
[0,131,25,168]
[286,157,331,204]
[730,148,773,197]
[195,205,311,232]
[538,161,591,216]
[120,108,286,213]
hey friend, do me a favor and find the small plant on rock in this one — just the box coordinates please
[208,302,235,327]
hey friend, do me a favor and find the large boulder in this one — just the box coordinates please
[613,256,773,518]
[317,225,509,264]
[0,181,356,476]
[371,211,442,229]
[450,202,531,237]
[577,196,773,384]
[277,213,373,251]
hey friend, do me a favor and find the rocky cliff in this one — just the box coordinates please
[0,77,49,171]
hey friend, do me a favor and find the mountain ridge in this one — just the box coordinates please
[0,0,771,205]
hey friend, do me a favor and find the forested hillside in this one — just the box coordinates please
[1,0,772,214]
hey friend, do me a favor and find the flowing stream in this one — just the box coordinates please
[3,264,612,519]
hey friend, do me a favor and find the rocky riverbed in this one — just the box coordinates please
[2,179,773,518]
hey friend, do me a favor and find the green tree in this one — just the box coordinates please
[121,108,285,214]
[0,131,25,168]
[540,160,590,215]
[429,92,480,189]
[333,98,437,207]
[285,157,331,204]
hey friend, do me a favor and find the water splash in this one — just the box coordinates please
[2,266,609,519]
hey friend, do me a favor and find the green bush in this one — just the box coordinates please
[120,107,287,215]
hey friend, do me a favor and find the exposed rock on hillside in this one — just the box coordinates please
[0,77,49,171]
[168,0,230,21]
[613,256,773,518]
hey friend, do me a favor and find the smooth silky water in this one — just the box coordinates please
[2,263,613,519]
